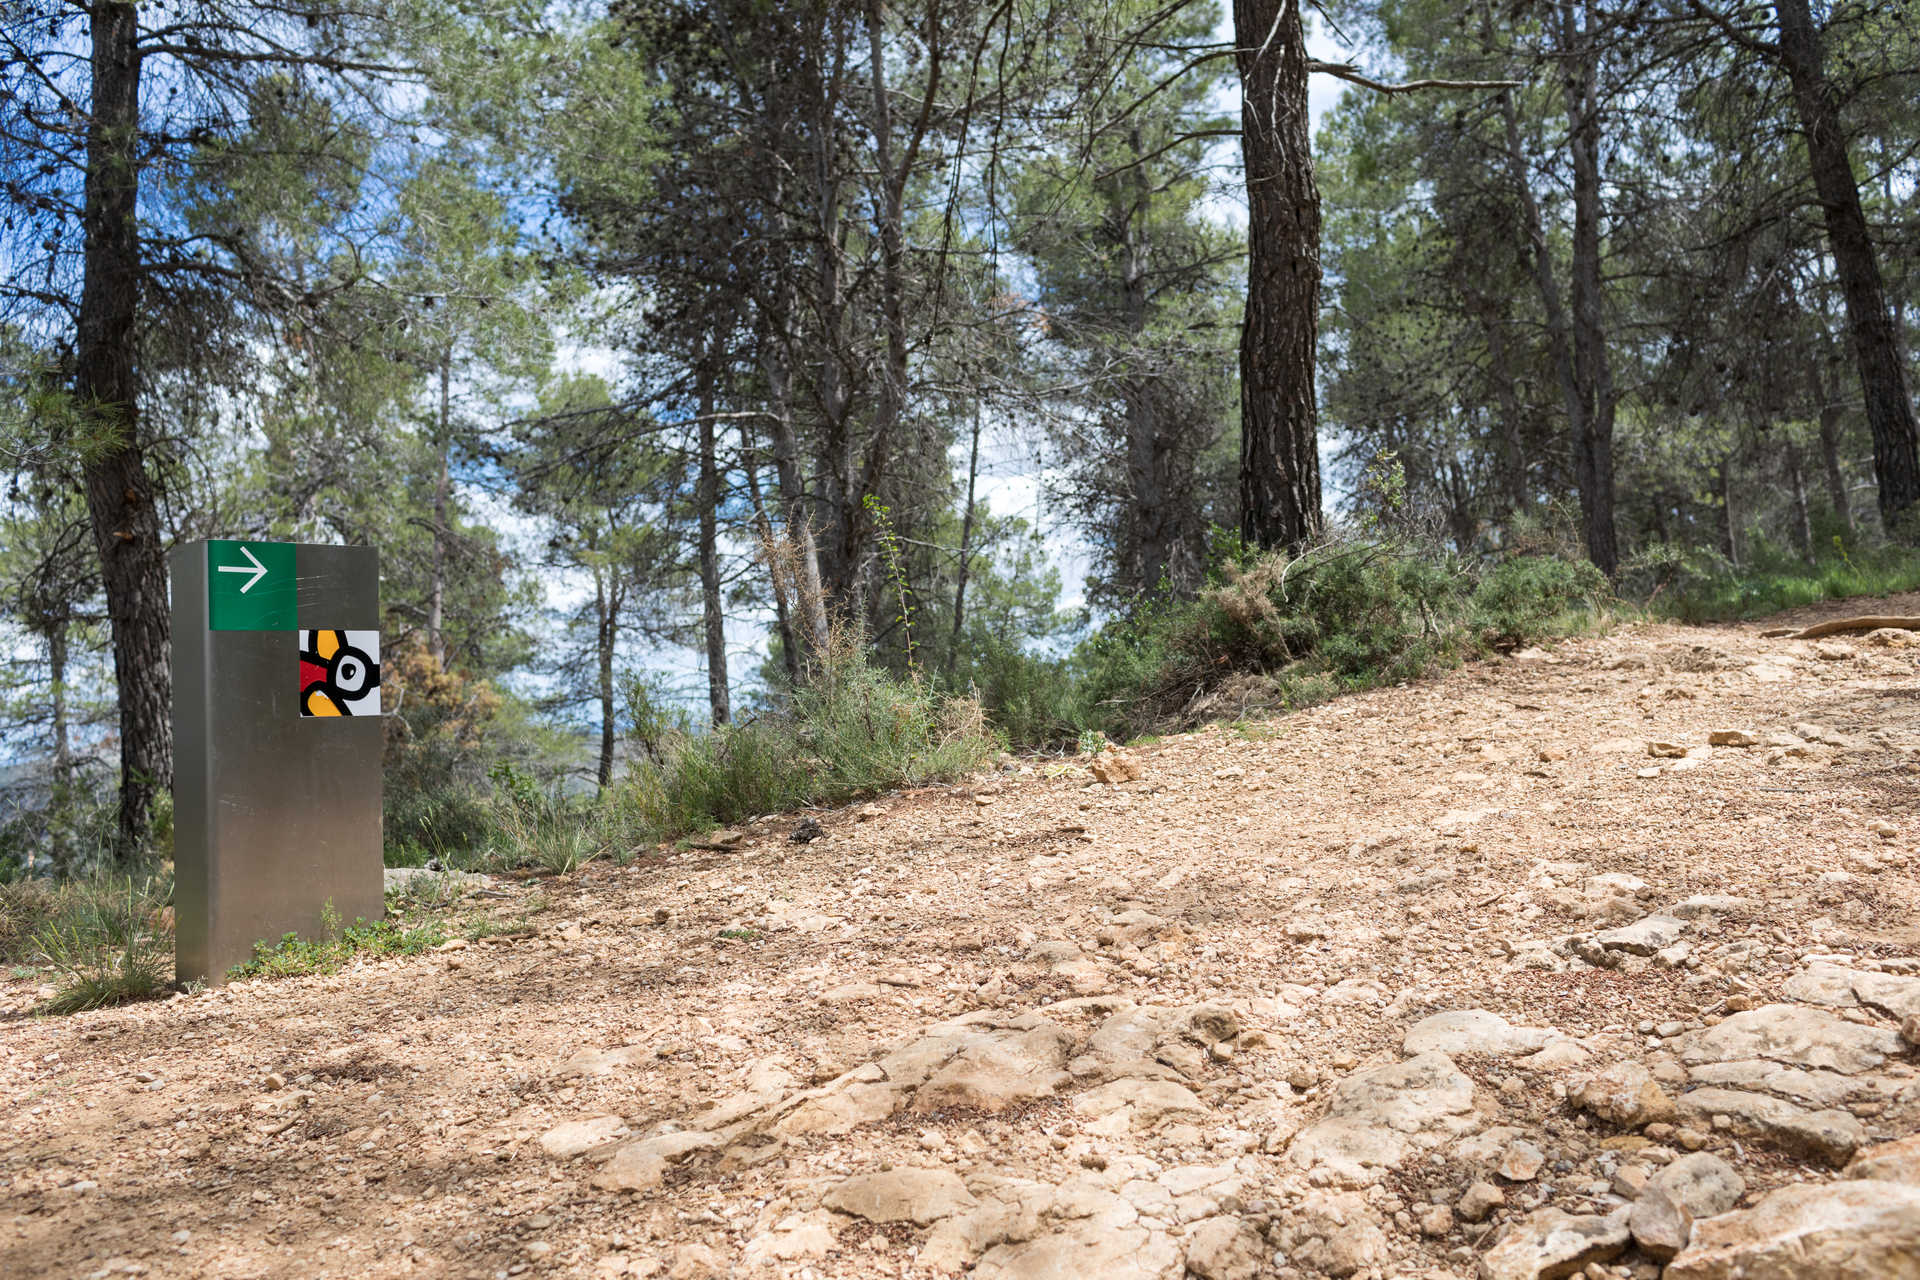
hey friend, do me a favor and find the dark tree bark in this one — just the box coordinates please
[945,403,981,680]
[1774,0,1920,532]
[1235,0,1323,551]
[1558,3,1618,576]
[740,421,802,688]
[595,568,618,791]
[1806,347,1854,533]
[77,1,170,860]
[427,354,451,667]
[696,361,730,726]
[1786,439,1814,561]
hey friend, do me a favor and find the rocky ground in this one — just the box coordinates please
[5,598,1920,1280]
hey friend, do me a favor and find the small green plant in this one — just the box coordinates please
[28,875,172,1014]
[1076,729,1109,756]
[232,916,449,979]
[717,927,761,942]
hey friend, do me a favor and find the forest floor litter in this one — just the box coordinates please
[5,596,1920,1279]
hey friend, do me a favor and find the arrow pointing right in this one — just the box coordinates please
[216,544,269,594]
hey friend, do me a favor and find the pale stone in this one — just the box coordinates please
[589,1145,666,1193]
[1181,1216,1266,1280]
[1287,1053,1480,1186]
[1675,1086,1864,1166]
[1071,1077,1209,1130]
[742,1211,836,1265]
[973,1223,1183,1280]
[1592,914,1687,956]
[823,1167,977,1225]
[1630,1182,1693,1262]
[1650,1152,1745,1218]
[1675,1004,1902,1074]
[1665,1179,1920,1280]
[538,1115,626,1159]
[1476,1206,1629,1280]
[1403,1009,1561,1057]
[1845,1134,1920,1185]
[1571,1061,1677,1128]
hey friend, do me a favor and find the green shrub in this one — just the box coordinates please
[1471,555,1609,647]
[1633,539,1920,623]
[616,627,997,840]
[233,914,448,979]
[20,873,174,1013]
[1070,536,1608,738]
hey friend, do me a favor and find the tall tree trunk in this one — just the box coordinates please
[428,353,450,667]
[1807,346,1854,533]
[77,1,168,860]
[1720,451,1740,569]
[48,621,72,875]
[1786,439,1814,562]
[1234,0,1322,551]
[1501,87,1600,570]
[740,421,801,688]
[945,401,981,680]
[1559,4,1617,576]
[595,570,616,791]
[1775,0,1920,532]
[763,335,832,661]
[696,360,730,726]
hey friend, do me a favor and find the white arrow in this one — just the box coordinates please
[216,544,269,594]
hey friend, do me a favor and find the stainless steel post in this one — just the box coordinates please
[171,541,384,982]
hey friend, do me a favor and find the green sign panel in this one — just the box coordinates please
[206,540,295,631]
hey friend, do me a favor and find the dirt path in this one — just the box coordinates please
[5,601,1920,1280]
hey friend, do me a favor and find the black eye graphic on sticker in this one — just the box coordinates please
[299,630,383,717]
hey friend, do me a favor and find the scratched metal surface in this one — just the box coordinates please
[171,542,385,983]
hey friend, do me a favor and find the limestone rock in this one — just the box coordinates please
[1675,1086,1864,1165]
[1845,1134,1920,1185]
[1650,1152,1745,1218]
[1458,1180,1506,1224]
[1288,1052,1481,1187]
[742,1211,835,1265]
[899,1017,1077,1114]
[1708,730,1758,747]
[823,1167,977,1225]
[589,1145,667,1193]
[973,1223,1182,1280]
[1669,894,1756,920]
[667,1243,723,1278]
[1592,914,1687,956]
[1497,1139,1544,1182]
[1675,1004,1902,1075]
[1476,1206,1629,1280]
[1182,1216,1266,1280]
[1090,750,1144,784]
[1273,1191,1391,1279]
[1071,1077,1208,1131]
[1783,963,1920,1021]
[1665,1179,1920,1280]
[1629,1182,1693,1262]
[1571,1061,1677,1128]
[1402,1009,1562,1058]
[773,1081,906,1136]
[538,1115,626,1159]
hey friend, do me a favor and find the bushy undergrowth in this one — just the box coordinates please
[617,630,997,841]
[232,912,449,980]
[1008,538,1610,744]
[2,873,174,1012]
[1630,537,1920,623]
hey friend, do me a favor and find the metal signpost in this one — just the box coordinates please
[171,540,385,982]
